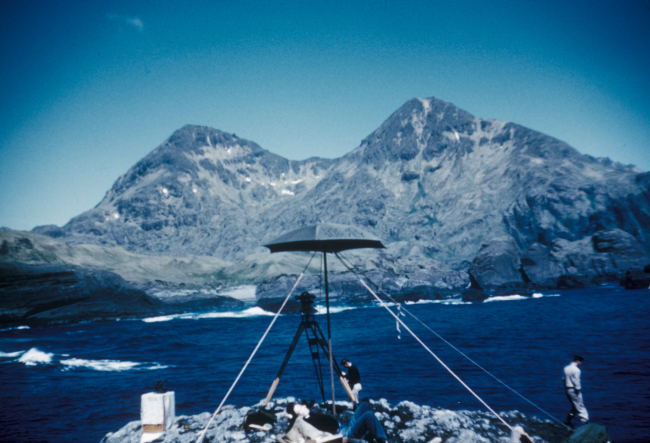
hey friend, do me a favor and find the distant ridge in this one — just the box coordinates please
[34,97,650,269]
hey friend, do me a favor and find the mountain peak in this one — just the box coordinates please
[45,98,649,264]
[351,96,477,168]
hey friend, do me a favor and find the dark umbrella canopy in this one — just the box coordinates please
[264,223,385,253]
[262,223,385,412]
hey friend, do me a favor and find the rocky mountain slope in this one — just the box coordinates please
[33,97,649,282]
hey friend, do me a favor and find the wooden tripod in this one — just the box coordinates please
[263,309,354,408]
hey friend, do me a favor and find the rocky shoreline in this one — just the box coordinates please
[2,226,649,327]
[100,398,573,443]
[0,261,243,328]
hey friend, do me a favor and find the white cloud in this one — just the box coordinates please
[107,13,144,31]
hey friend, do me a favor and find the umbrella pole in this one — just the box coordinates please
[324,252,336,415]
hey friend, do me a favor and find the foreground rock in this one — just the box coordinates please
[100,398,572,443]
[0,262,243,328]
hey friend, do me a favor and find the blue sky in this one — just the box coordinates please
[1,0,649,231]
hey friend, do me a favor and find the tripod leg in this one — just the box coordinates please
[264,323,305,406]
[305,328,326,402]
[310,323,355,401]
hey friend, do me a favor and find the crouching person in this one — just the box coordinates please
[279,401,387,443]
[339,402,387,443]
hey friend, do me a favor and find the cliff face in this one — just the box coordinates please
[35,97,650,271]
[0,261,163,327]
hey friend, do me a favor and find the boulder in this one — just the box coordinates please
[564,422,612,443]
[398,269,470,301]
[492,288,534,297]
[521,243,563,288]
[620,267,650,290]
[551,230,650,283]
[593,229,647,262]
[255,297,303,314]
[394,285,439,303]
[556,274,590,289]
[468,237,524,290]
[462,289,489,302]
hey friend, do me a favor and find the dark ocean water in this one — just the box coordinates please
[1,285,649,443]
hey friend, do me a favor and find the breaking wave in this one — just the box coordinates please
[143,315,181,323]
[196,306,276,319]
[0,350,26,358]
[314,305,356,314]
[406,298,469,306]
[485,292,561,303]
[2,347,166,371]
[140,292,566,325]
[142,307,276,323]
[0,325,30,331]
[60,358,167,372]
[484,295,529,302]
[18,348,54,366]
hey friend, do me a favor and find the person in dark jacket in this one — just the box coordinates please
[341,358,361,403]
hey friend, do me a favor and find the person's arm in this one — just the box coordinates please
[574,368,582,391]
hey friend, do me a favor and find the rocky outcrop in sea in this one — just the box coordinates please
[0,260,243,328]
[467,228,649,294]
[100,398,572,443]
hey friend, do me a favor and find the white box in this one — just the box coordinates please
[141,391,175,440]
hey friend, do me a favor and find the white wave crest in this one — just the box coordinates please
[484,295,528,302]
[404,299,465,305]
[0,350,25,358]
[0,325,31,331]
[143,307,276,323]
[431,298,468,305]
[532,293,543,298]
[196,307,276,319]
[143,315,178,323]
[314,305,356,314]
[61,358,168,372]
[18,348,54,366]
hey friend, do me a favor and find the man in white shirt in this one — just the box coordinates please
[563,355,589,428]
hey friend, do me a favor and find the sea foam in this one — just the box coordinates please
[196,306,276,319]
[0,350,25,358]
[314,305,356,315]
[60,358,168,371]
[18,348,54,366]
[142,307,276,323]
[0,325,31,331]
[484,295,528,302]
[143,315,179,323]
